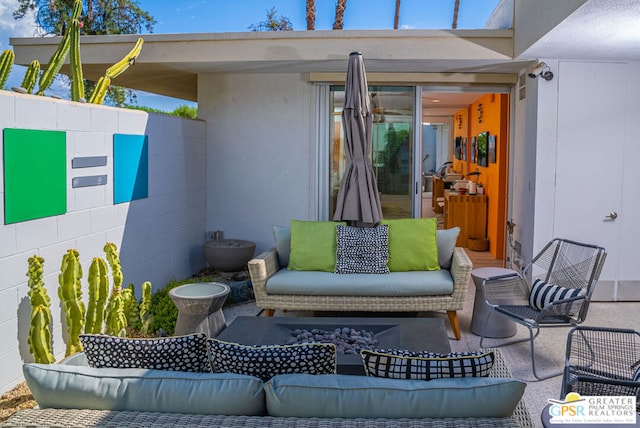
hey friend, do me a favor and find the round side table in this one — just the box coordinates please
[170,282,230,337]
[470,267,518,338]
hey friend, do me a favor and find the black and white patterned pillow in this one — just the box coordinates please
[208,339,337,381]
[528,279,586,311]
[335,225,389,274]
[79,333,209,373]
[360,349,494,380]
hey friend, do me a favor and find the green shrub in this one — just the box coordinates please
[147,276,213,335]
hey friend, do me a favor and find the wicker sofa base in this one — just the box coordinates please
[248,247,473,340]
[2,409,527,428]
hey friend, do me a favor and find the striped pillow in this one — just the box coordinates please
[528,279,585,311]
[633,362,640,382]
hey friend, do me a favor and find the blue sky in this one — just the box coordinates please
[0,0,500,111]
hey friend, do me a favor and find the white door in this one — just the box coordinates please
[553,62,636,300]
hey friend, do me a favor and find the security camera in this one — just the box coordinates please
[528,62,554,81]
[528,62,546,78]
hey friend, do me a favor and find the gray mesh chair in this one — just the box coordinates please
[562,326,640,414]
[479,238,607,380]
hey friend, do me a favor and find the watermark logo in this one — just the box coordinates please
[548,392,637,424]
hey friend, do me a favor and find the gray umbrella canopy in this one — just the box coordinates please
[333,52,383,226]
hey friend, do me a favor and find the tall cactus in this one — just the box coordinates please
[69,18,84,101]
[103,243,127,336]
[20,60,40,94]
[36,0,82,95]
[85,257,109,334]
[27,255,56,364]
[139,281,152,335]
[0,49,15,89]
[58,249,86,356]
[88,37,143,104]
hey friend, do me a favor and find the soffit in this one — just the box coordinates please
[518,0,640,61]
[11,29,525,102]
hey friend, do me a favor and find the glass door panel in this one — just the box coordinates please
[329,86,415,219]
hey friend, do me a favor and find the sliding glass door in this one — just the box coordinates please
[329,86,415,219]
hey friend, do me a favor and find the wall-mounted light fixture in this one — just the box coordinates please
[528,62,554,81]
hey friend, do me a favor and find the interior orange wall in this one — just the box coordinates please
[452,94,509,259]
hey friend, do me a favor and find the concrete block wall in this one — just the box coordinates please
[0,91,207,393]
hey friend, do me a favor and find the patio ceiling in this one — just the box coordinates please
[11,29,529,102]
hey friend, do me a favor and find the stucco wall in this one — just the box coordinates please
[0,91,206,393]
[198,73,317,254]
[511,60,640,301]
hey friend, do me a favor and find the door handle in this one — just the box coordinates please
[604,212,618,221]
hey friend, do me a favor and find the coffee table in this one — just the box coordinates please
[216,316,451,375]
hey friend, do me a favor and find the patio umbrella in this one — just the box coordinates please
[333,52,383,226]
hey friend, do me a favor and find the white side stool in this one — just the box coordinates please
[470,267,518,338]
[170,282,230,337]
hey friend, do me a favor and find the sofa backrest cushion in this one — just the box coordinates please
[274,223,460,270]
[272,225,291,267]
[79,333,209,372]
[287,220,345,272]
[23,363,266,415]
[381,218,439,271]
[208,339,337,381]
[436,227,460,269]
[265,373,525,418]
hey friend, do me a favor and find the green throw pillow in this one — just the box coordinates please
[288,220,345,272]
[381,218,439,271]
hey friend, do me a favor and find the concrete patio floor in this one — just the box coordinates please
[222,271,639,428]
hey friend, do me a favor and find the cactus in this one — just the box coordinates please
[85,257,109,334]
[0,49,15,89]
[36,0,82,95]
[122,283,140,329]
[103,243,127,336]
[104,291,127,337]
[88,37,143,104]
[26,255,56,364]
[105,38,144,79]
[58,249,86,356]
[88,76,110,104]
[20,60,40,94]
[69,19,84,101]
[139,281,152,335]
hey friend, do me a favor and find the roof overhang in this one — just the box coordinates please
[11,29,528,102]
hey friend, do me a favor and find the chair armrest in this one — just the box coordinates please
[450,247,472,299]
[481,274,529,307]
[247,248,281,301]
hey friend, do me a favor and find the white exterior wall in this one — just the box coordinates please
[0,91,206,393]
[511,60,640,301]
[199,73,318,254]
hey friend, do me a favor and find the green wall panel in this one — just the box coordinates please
[3,128,66,224]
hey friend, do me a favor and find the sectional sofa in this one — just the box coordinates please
[249,219,472,339]
[11,347,533,427]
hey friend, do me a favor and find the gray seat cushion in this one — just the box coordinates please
[266,269,454,296]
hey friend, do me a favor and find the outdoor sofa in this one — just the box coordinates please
[8,347,533,427]
[249,219,472,339]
